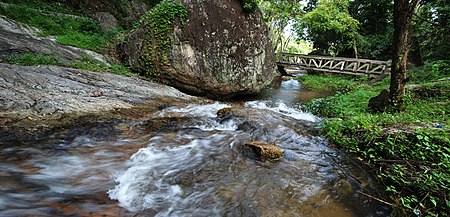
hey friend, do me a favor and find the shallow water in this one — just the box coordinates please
[0,78,390,216]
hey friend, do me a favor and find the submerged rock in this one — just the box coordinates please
[242,141,284,162]
[334,179,354,197]
[119,0,276,99]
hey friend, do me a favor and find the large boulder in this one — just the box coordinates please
[119,0,276,99]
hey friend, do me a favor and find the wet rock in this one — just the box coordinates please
[216,107,235,118]
[242,141,284,162]
[92,12,118,31]
[119,0,276,99]
[0,16,108,63]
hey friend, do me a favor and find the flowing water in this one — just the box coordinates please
[0,77,390,216]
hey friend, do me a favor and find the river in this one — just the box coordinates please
[0,77,390,216]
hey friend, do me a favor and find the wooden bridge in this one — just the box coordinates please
[276,53,391,77]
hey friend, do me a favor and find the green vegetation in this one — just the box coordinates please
[137,0,187,78]
[285,40,313,54]
[258,0,448,62]
[68,55,134,76]
[0,0,84,15]
[0,0,115,51]
[297,74,364,92]
[298,0,360,56]
[349,0,393,60]
[0,0,135,76]
[241,0,258,12]
[256,0,304,52]
[2,53,134,76]
[301,61,450,216]
[5,53,61,66]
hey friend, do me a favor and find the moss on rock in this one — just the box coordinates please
[135,0,187,78]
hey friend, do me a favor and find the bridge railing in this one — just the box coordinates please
[276,53,391,77]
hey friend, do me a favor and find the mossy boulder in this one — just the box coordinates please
[119,0,276,99]
[242,141,284,162]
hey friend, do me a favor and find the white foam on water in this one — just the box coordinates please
[108,134,227,213]
[155,102,237,131]
[244,100,320,122]
[25,154,119,195]
[190,118,238,131]
[157,102,231,118]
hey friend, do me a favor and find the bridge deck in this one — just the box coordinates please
[276,53,391,77]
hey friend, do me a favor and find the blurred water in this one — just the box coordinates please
[0,79,389,217]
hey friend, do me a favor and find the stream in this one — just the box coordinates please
[0,77,390,216]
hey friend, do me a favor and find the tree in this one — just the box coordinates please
[389,0,420,110]
[349,0,393,60]
[412,1,450,62]
[256,0,304,52]
[297,0,360,57]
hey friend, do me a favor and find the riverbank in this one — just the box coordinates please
[298,61,450,216]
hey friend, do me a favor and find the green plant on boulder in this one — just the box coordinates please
[240,0,257,12]
[135,0,187,79]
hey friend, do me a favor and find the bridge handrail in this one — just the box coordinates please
[276,52,390,65]
[275,52,391,77]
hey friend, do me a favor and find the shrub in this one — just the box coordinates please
[301,66,449,216]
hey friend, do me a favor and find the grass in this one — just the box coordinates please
[68,54,135,77]
[300,61,450,217]
[0,0,116,51]
[4,52,61,66]
[0,0,84,16]
[2,53,136,77]
[297,73,368,92]
[0,0,135,76]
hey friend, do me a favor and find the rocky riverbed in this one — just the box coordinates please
[0,63,202,142]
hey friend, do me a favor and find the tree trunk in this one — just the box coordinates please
[389,0,420,111]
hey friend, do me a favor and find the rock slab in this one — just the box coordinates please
[0,63,194,119]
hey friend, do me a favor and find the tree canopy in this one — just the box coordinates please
[256,0,304,52]
[256,0,448,61]
[296,0,360,57]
